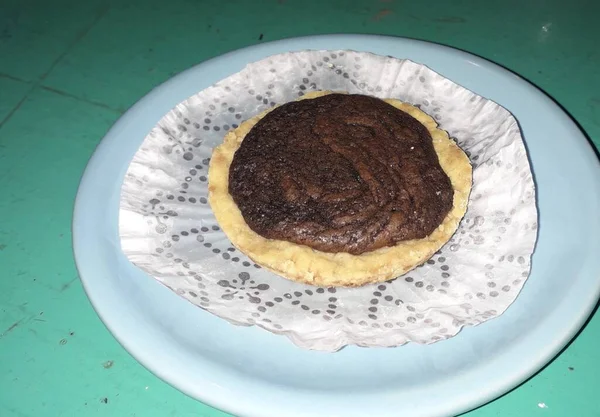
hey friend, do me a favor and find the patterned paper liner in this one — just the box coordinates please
[119,50,537,351]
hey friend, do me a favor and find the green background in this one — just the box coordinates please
[1,0,599,416]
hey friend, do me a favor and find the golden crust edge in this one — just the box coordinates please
[208,91,473,287]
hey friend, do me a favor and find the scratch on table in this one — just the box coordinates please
[59,277,78,292]
[372,9,392,21]
[588,97,600,126]
[433,16,466,24]
[538,402,548,409]
[1,318,23,338]
[0,404,34,417]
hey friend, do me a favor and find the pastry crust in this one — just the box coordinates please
[208,91,472,287]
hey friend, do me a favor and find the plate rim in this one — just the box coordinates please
[73,34,600,417]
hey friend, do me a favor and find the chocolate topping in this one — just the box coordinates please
[228,94,453,255]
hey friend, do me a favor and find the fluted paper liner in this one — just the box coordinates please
[119,50,537,351]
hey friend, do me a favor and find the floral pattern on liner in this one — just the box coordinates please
[119,50,537,351]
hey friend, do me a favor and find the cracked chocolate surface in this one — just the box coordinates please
[228,94,453,255]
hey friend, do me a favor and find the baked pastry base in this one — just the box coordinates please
[208,91,472,287]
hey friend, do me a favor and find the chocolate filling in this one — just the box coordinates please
[228,94,453,255]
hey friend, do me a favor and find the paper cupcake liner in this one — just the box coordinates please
[119,50,537,351]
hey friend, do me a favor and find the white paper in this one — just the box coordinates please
[119,50,537,351]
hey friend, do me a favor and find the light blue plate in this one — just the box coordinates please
[73,35,600,417]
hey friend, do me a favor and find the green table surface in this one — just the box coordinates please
[1,0,599,416]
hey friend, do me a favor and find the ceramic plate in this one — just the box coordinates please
[73,35,600,417]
